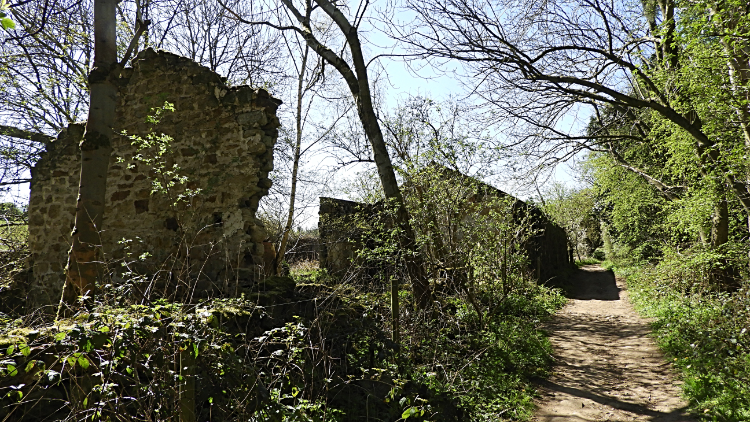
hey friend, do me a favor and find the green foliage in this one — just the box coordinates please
[0,289,372,421]
[388,284,565,421]
[585,154,671,248]
[0,223,26,250]
[542,184,601,260]
[401,165,534,301]
[3,262,564,421]
[618,252,750,421]
[0,0,15,30]
[120,102,202,208]
[575,257,601,267]
[339,164,567,420]
[583,0,750,256]
[290,266,329,284]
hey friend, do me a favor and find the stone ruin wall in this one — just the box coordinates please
[318,197,371,276]
[27,49,281,306]
[319,187,572,282]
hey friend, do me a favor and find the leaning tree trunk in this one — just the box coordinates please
[63,0,118,307]
[327,2,431,308]
[279,0,432,308]
[352,73,431,308]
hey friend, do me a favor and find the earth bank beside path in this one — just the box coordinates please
[533,265,698,422]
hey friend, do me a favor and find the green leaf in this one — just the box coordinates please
[54,332,67,342]
[1,17,15,31]
[6,345,15,355]
[19,344,30,357]
[78,356,90,369]
[401,407,421,419]
[7,364,17,377]
[24,361,35,373]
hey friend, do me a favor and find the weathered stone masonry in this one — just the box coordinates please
[27,49,281,306]
[319,170,572,283]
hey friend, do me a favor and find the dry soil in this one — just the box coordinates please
[532,265,698,422]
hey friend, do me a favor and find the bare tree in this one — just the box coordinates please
[145,0,285,86]
[0,0,284,200]
[398,0,750,233]
[226,0,431,308]
[379,96,504,177]
[0,0,92,195]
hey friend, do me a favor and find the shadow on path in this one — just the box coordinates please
[563,266,620,301]
[533,265,697,422]
[536,379,693,422]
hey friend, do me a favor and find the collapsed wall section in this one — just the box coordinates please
[28,49,281,306]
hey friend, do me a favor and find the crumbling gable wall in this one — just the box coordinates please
[319,172,571,282]
[28,49,281,306]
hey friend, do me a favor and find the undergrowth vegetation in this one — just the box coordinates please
[611,248,750,421]
[0,112,570,420]
[0,266,565,421]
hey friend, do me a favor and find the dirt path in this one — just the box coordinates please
[533,265,697,422]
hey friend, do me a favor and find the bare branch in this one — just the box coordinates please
[0,125,54,143]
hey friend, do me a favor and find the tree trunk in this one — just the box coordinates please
[63,0,117,307]
[280,0,432,308]
[710,192,736,290]
[275,45,310,275]
[340,24,431,309]
[711,194,729,249]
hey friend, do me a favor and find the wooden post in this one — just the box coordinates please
[179,344,196,422]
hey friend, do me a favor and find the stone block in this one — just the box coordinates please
[238,110,267,127]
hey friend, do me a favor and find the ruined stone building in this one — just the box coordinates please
[26,49,281,306]
[319,166,571,284]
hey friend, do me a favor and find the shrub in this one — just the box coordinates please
[624,251,750,421]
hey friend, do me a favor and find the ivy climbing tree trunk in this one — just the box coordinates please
[63,0,118,307]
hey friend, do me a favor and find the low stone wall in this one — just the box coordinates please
[27,49,281,306]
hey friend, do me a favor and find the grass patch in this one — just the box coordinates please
[0,224,27,251]
[574,257,601,267]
